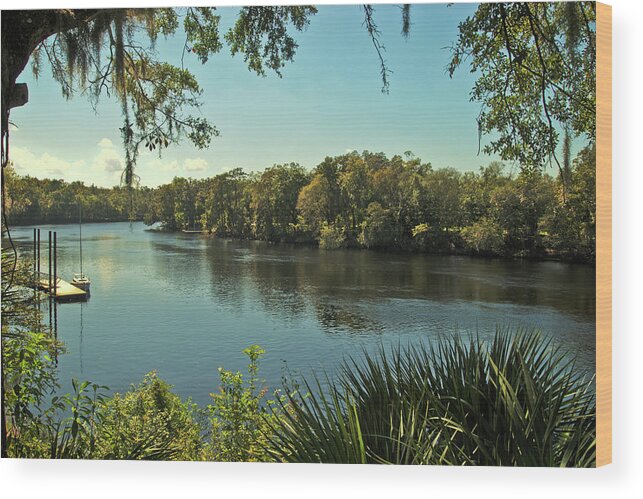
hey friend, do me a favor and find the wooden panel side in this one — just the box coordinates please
[596,1,612,468]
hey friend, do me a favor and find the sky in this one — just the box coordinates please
[9,3,507,188]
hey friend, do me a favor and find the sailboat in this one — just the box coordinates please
[71,204,91,293]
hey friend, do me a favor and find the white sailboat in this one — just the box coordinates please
[71,204,91,292]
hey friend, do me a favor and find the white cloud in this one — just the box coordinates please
[183,157,208,173]
[10,146,86,179]
[97,137,114,148]
[165,160,179,171]
[92,139,123,176]
[104,158,122,172]
[142,155,179,173]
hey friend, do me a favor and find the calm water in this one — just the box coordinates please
[9,222,596,405]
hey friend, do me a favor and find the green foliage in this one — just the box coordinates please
[7,146,596,262]
[3,331,62,457]
[449,2,596,172]
[2,246,60,457]
[3,166,152,224]
[461,217,505,255]
[251,163,310,242]
[541,145,596,262]
[94,372,203,460]
[5,7,318,187]
[203,168,252,237]
[206,345,283,462]
[318,221,345,250]
[36,148,593,261]
[489,171,557,254]
[359,202,396,249]
[225,6,318,76]
[183,8,222,64]
[410,222,434,250]
[47,380,109,459]
[297,174,332,237]
[266,330,596,467]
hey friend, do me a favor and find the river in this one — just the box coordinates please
[9,221,596,405]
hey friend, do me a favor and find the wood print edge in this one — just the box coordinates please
[596,0,612,468]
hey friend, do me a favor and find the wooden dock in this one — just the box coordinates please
[37,277,87,302]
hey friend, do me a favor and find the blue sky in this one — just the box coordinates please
[10,3,507,187]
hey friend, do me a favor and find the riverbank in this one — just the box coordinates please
[150,224,595,266]
[7,218,593,266]
[7,215,144,226]
[11,223,596,265]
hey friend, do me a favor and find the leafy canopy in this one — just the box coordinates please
[449,2,596,174]
[25,7,318,185]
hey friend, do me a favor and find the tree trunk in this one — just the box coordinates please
[1,10,103,159]
[1,8,103,457]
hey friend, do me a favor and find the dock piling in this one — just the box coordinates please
[30,228,86,302]
[48,231,52,295]
[32,228,36,279]
[53,232,57,297]
[37,229,40,276]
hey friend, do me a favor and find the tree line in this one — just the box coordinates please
[4,167,152,224]
[142,148,595,263]
[6,146,595,263]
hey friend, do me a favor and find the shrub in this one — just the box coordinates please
[359,202,396,248]
[206,345,285,462]
[265,330,596,467]
[318,222,345,250]
[94,372,204,460]
[461,217,505,255]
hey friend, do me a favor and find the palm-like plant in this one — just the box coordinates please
[265,329,596,467]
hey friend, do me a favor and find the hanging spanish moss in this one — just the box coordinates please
[401,4,411,38]
[564,1,581,62]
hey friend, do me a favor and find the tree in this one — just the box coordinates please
[461,217,505,256]
[339,153,371,235]
[448,2,596,180]
[297,174,333,237]
[368,153,429,246]
[1,7,318,182]
[490,171,556,255]
[423,167,462,249]
[251,163,309,242]
[199,168,252,237]
[1,5,418,185]
[541,145,596,261]
[359,202,396,249]
[460,161,508,226]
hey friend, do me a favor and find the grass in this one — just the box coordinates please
[265,329,596,466]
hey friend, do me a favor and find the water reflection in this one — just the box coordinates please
[315,302,383,335]
[7,222,596,404]
[197,238,595,324]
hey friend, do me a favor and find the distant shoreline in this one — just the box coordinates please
[6,217,142,227]
[4,219,594,267]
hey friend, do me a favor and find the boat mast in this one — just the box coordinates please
[79,203,83,275]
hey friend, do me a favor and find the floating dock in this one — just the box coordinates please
[29,228,89,303]
[37,277,87,302]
